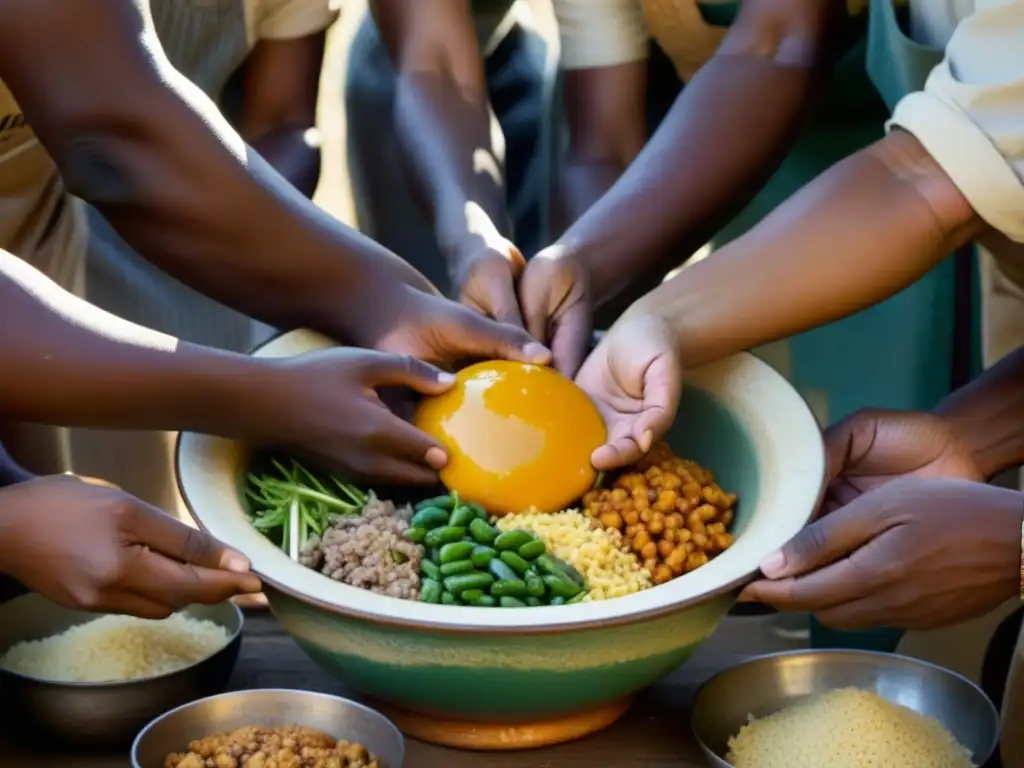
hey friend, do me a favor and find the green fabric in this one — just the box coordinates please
[866,0,944,111]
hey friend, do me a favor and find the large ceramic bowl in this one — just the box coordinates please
[176,330,825,750]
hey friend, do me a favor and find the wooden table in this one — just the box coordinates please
[0,612,804,768]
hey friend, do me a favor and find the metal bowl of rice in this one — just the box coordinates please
[691,649,1000,768]
[0,593,242,747]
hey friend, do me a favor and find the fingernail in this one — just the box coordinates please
[425,446,448,470]
[437,372,456,385]
[224,554,250,573]
[640,430,653,453]
[523,342,550,363]
[759,550,785,576]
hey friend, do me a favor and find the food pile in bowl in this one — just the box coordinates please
[243,438,738,608]
[164,724,381,768]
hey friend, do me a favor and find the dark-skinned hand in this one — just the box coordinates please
[0,475,262,619]
[739,476,1023,631]
[255,347,465,485]
[451,236,527,329]
[519,246,594,377]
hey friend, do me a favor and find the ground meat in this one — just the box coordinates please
[300,494,422,600]
[164,724,380,768]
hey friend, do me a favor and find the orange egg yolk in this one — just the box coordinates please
[413,361,607,515]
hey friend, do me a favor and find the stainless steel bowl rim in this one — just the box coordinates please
[691,648,1000,767]
[0,601,244,689]
[130,688,405,763]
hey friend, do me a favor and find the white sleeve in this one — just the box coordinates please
[551,0,649,70]
[256,0,340,41]
[886,1,1024,242]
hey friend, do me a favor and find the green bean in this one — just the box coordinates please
[518,540,546,560]
[444,572,495,596]
[525,596,543,607]
[430,547,441,563]
[472,594,497,607]
[441,591,458,606]
[416,495,455,512]
[410,507,451,530]
[424,525,466,548]
[420,579,442,604]
[499,551,531,576]
[535,554,586,587]
[449,506,477,528]
[549,597,566,606]
[404,527,427,544]
[494,530,534,551]
[470,545,497,569]
[566,591,588,604]
[420,559,441,582]
[468,518,498,545]
[439,541,475,564]
[490,579,528,598]
[543,574,582,599]
[525,573,546,598]
[439,560,475,576]
[460,589,485,603]
[467,503,489,520]
[499,596,528,608]
[488,558,520,583]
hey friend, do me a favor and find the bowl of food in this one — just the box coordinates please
[691,649,1000,768]
[131,689,404,768]
[0,593,242,746]
[176,329,825,750]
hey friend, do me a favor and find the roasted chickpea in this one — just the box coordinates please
[600,510,624,529]
[652,565,674,585]
[657,539,675,558]
[648,512,665,535]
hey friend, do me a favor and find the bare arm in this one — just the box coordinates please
[636,129,984,366]
[239,32,327,198]
[373,0,513,273]
[0,249,264,437]
[937,345,1024,478]
[0,0,431,347]
[558,0,841,309]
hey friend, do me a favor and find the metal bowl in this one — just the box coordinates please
[691,649,1000,767]
[131,689,405,768]
[0,593,242,747]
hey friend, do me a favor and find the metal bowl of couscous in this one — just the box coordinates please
[0,593,242,747]
[176,329,827,749]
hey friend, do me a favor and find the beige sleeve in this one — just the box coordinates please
[886,1,1024,243]
[552,0,648,70]
[255,0,340,40]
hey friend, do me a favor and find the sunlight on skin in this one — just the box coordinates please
[472,147,503,188]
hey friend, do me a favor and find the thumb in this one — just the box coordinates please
[629,352,682,453]
[758,492,884,580]
[127,501,252,573]
[360,352,456,395]
[457,311,552,366]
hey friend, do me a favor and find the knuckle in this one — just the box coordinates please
[791,523,829,562]
[180,527,213,565]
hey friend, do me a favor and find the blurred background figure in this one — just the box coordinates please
[344,0,558,307]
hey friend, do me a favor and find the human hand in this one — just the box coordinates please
[738,477,1024,630]
[518,246,593,377]
[575,312,682,471]
[366,285,550,372]
[254,347,466,484]
[0,475,261,618]
[451,236,527,328]
[818,408,984,516]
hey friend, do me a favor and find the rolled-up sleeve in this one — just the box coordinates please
[552,0,649,70]
[256,0,340,40]
[887,1,1024,242]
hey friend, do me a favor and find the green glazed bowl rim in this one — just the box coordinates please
[176,330,825,635]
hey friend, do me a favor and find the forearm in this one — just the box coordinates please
[0,250,267,438]
[247,128,322,199]
[936,346,1024,478]
[633,130,985,367]
[394,71,511,263]
[559,53,820,307]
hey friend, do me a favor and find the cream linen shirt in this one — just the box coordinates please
[0,0,338,296]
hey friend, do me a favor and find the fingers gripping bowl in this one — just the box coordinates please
[176,330,826,749]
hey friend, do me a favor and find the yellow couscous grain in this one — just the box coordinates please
[495,510,651,601]
[727,688,975,768]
